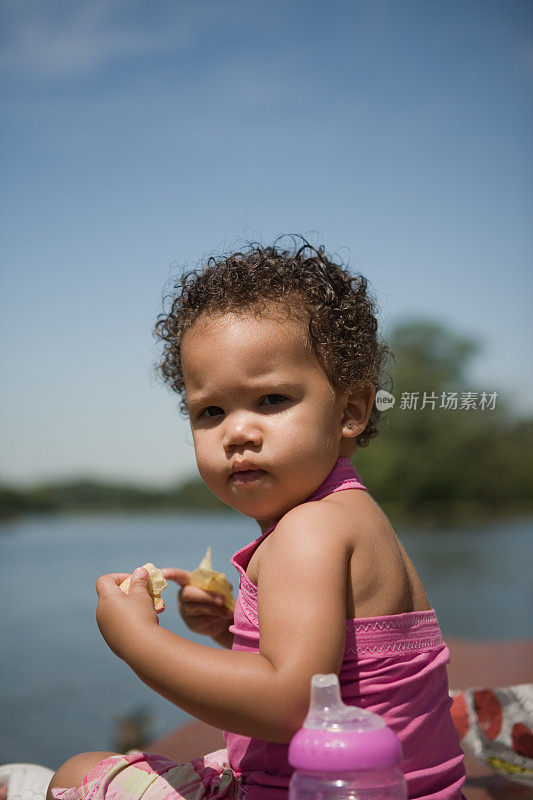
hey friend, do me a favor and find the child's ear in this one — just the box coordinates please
[341,382,376,439]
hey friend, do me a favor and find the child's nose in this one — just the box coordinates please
[222,412,262,450]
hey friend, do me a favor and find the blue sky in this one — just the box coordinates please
[1,0,532,487]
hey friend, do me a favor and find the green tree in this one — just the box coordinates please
[355,320,530,524]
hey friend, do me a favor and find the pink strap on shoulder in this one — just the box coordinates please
[307,457,367,502]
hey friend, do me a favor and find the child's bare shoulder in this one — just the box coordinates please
[319,487,394,545]
[269,487,388,552]
[257,498,352,588]
[262,497,351,563]
[255,490,399,605]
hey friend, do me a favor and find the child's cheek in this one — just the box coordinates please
[196,452,221,493]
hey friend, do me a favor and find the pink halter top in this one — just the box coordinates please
[225,457,466,800]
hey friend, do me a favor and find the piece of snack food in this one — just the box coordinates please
[119,562,167,613]
[189,547,236,612]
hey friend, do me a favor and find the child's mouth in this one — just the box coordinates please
[231,469,265,484]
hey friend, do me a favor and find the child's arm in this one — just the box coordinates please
[96,501,349,743]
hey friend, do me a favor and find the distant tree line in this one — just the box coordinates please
[0,476,228,521]
[1,320,531,526]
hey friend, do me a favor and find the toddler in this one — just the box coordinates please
[47,239,466,800]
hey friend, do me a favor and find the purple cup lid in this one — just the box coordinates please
[288,674,402,772]
[288,724,402,771]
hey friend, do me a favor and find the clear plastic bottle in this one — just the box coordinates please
[288,674,407,800]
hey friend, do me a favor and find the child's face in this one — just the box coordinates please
[181,308,351,530]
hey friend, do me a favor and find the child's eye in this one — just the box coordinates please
[260,394,289,407]
[199,406,224,418]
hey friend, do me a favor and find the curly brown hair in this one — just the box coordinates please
[154,237,392,447]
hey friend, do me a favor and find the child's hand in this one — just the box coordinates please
[96,569,159,659]
[162,567,234,638]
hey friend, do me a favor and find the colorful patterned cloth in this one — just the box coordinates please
[450,684,533,786]
[51,750,245,800]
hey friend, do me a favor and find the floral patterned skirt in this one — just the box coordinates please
[51,749,245,800]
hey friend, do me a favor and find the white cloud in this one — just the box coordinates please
[0,0,226,80]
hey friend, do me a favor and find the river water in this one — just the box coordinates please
[1,511,531,767]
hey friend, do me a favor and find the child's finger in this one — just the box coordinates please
[96,573,130,596]
[179,585,226,605]
[128,567,150,594]
[162,567,191,586]
[182,602,233,618]
[107,572,133,584]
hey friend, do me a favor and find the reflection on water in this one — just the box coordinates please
[0,511,531,767]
